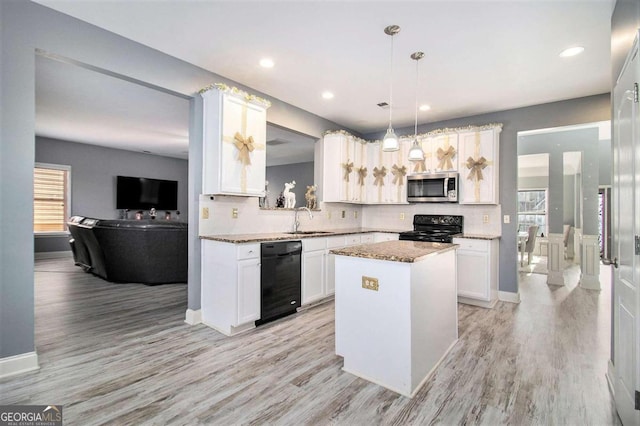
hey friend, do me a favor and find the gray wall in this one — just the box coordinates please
[266,162,315,208]
[34,137,189,253]
[365,94,611,295]
[519,129,599,235]
[0,0,352,360]
[599,138,612,186]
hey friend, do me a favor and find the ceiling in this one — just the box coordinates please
[33,0,613,160]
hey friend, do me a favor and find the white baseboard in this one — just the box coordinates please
[184,309,202,325]
[606,360,615,396]
[458,296,499,309]
[34,251,73,260]
[498,291,520,304]
[579,275,601,290]
[547,269,565,286]
[0,352,39,379]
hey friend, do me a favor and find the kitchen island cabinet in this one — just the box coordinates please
[331,240,458,397]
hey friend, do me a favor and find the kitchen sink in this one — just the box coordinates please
[286,231,332,235]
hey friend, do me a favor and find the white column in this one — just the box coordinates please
[573,227,582,264]
[546,233,565,286]
[579,234,600,290]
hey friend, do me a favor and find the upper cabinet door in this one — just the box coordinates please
[457,128,500,204]
[431,134,459,173]
[202,87,269,196]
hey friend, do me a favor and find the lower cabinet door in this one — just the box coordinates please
[302,250,325,304]
[325,252,335,295]
[236,258,261,325]
[456,249,490,300]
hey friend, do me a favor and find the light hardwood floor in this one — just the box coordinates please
[0,257,621,425]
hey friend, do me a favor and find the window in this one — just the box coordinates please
[517,190,546,236]
[34,163,71,234]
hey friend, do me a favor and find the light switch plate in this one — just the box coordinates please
[483,214,489,224]
[232,208,238,219]
[341,210,345,219]
[327,211,332,219]
[354,211,358,219]
[202,207,209,219]
[503,215,510,224]
[400,212,405,220]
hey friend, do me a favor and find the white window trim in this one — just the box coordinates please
[34,162,71,237]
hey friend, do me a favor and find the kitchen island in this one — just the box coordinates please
[331,240,458,397]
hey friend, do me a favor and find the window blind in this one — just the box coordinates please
[34,167,68,232]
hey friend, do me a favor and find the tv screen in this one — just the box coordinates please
[116,176,178,210]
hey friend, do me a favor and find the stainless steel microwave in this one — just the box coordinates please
[407,172,458,203]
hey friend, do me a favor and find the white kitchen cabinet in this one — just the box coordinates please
[201,240,261,335]
[452,237,499,308]
[236,258,261,325]
[325,236,346,296]
[201,85,270,196]
[320,132,368,203]
[430,133,459,173]
[302,248,327,305]
[457,127,500,204]
[367,140,411,204]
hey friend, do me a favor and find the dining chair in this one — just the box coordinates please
[519,225,539,265]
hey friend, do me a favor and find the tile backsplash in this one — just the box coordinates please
[199,194,501,237]
[198,195,363,235]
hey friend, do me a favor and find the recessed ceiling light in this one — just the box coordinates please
[322,91,334,100]
[419,104,431,111]
[259,58,274,68]
[559,46,584,57]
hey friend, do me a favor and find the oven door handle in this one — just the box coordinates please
[443,177,449,196]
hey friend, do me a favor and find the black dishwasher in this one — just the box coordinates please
[257,240,302,325]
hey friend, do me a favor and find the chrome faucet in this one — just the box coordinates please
[293,207,313,233]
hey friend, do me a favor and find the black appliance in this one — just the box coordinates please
[399,214,463,243]
[116,175,178,210]
[407,172,458,203]
[257,240,302,325]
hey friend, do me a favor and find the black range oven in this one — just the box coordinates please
[398,214,463,243]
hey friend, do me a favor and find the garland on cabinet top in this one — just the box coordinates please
[199,83,272,109]
[322,123,503,144]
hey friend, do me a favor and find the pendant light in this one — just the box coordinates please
[408,51,426,161]
[382,25,400,152]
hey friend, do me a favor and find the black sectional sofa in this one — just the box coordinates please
[68,216,188,285]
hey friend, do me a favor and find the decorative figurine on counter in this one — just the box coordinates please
[165,211,171,220]
[283,181,296,209]
[149,207,157,219]
[275,192,285,208]
[305,185,317,210]
[135,211,144,220]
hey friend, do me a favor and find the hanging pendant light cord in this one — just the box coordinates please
[414,56,419,138]
[389,33,394,129]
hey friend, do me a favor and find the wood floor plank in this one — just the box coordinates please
[0,257,621,425]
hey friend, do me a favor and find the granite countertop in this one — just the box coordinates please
[200,228,408,244]
[330,240,458,263]
[454,234,501,240]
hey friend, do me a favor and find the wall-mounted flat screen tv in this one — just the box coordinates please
[116,176,178,210]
